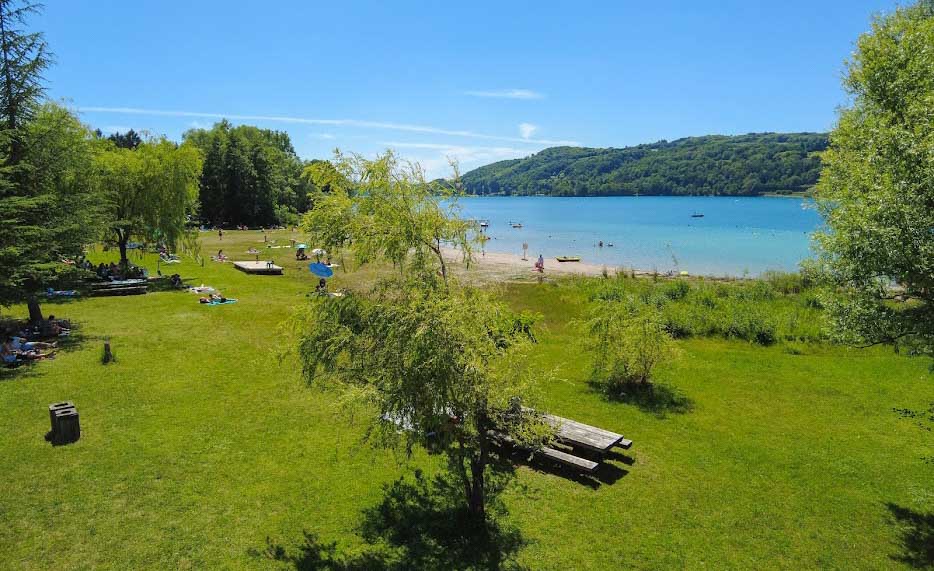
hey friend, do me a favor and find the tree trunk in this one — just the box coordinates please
[467,454,486,520]
[27,296,43,323]
[118,234,129,267]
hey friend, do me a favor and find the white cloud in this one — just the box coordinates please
[188,120,209,129]
[465,89,544,100]
[518,123,538,140]
[310,133,336,140]
[78,106,577,146]
[380,141,537,178]
[101,125,131,134]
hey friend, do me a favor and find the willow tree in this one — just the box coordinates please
[301,150,474,283]
[815,1,934,361]
[295,151,549,521]
[96,137,202,266]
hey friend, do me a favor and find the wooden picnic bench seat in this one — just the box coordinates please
[539,446,599,473]
[487,430,600,473]
[89,279,148,296]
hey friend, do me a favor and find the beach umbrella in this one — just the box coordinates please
[296,243,308,249]
[309,262,333,278]
[311,248,326,256]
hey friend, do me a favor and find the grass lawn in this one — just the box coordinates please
[1,230,931,570]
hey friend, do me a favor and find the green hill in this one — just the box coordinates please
[461,132,829,196]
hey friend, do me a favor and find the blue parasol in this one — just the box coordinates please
[296,243,308,249]
[309,262,333,278]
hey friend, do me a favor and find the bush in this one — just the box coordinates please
[663,279,691,301]
[762,271,811,295]
[583,301,677,390]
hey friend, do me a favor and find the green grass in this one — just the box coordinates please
[1,230,931,569]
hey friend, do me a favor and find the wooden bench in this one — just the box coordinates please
[90,279,148,296]
[487,430,600,473]
[539,446,599,473]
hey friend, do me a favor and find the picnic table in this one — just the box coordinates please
[90,279,148,296]
[542,413,633,455]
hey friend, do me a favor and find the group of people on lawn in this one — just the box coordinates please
[95,262,146,281]
[1,316,70,366]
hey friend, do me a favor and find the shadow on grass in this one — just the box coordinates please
[590,378,694,417]
[502,447,629,490]
[257,470,528,570]
[887,503,934,568]
[0,322,95,382]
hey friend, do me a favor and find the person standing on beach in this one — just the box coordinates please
[535,254,544,273]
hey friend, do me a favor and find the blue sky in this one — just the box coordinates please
[40,0,896,177]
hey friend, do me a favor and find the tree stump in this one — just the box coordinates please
[102,341,113,364]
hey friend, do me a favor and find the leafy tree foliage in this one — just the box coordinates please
[295,152,549,520]
[815,1,934,361]
[294,282,548,519]
[461,132,828,196]
[302,151,474,282]
[0,103,102,320]
[0,0,48,167]
[582,295,677,391]
[95,137,202,266]
[107,128,141,150]
[0,2,102,321]
[184,120,314,227]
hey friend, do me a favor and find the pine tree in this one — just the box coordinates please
[0,2,101,322]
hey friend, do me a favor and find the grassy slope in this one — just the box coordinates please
[0,230,930,569]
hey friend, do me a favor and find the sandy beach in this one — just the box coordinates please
[442,247,640,282]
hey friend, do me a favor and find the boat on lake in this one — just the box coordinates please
[556,256,581,262]
[691,212,705,218]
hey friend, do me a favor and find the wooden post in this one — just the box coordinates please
[102,341,113,364]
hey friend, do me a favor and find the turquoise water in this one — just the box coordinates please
[456,196,822,276]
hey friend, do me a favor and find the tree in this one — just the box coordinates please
[814,1,934,361]
[582,297,676,392]
[96,137,202,266]
[0,0,48,168]
[294,152,549,521]
[107,129,141,150]
[0,2,103,321]
[294,278,548,520]
[0,102,102,321]
[184,121,308,227]
[301,150,474,283]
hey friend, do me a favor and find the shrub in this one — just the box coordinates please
[583,301,677,390]
[762,271,810,295]
[663,279,691,301]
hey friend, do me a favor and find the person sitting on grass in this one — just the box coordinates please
[3,339,55,363]
[1,340,19,366]
[314,278,327,294]
[10,336,56,352]
[44,315,71,337]
[169,273,183,288]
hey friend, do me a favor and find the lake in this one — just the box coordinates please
[455,196,823,276]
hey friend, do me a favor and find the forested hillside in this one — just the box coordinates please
[461,132,829,196]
